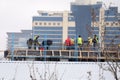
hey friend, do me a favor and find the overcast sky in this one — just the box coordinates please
[0,0,120,50]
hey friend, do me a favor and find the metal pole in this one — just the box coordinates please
[11,33,15,61]
[44,35,47,61]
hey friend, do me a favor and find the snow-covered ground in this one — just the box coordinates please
[0,61,119,80]
[0,52,119,80]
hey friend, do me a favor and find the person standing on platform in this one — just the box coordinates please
[70,38,75,49]
[27,38,33,49]
[87,37,93,50]
[65,37,71,50]
[92,34,98,49]
[77,35,83,50]
[33,35,40,50]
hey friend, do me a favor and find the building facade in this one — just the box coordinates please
[7,30,32,50]
[7,0,120,50]
[32,11,75,50]
[71,0,120,48]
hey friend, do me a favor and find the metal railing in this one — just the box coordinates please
[7,48,120,61]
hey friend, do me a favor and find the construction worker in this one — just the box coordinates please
[92,34,98,48]
[70,38,75,46]
[87,37,93,46]
[70,38,75,49]
[33,35,40,50]
[87,37,93,50]
[27,38,33,49]
[65,37,71,50]
[77,35,83,50]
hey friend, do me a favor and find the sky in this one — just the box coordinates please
[0,0,120,50]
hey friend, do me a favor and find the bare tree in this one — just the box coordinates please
[27,62,66,80]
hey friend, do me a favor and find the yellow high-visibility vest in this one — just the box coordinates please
[77,37,82,44]
[88,38,93,45]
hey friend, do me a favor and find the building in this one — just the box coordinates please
[71,0,120,48]
[7,0,120,50]
[32,11,75,50]
[7,30,32,50]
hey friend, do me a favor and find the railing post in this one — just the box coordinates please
[69,50,71,58]
[79,50,81,58]
[60,50,62,57]
[88,51,90,58]
[52,50,54,57]
[26,49,28,57]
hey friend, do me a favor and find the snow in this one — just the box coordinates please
[0,61,119,80]
[0,52,119,80]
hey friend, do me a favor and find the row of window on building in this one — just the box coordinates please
[34,22,61,26]
[106,22,120,26]
[92,22,120,27]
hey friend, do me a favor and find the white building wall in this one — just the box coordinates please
[75,0,101,5]
[62,11,69,44]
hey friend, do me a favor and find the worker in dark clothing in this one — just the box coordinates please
[33,35,40,50]
[92,34,98,48]
[27,38,33,49]
[42,40,52,50]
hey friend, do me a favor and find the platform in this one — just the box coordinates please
[6,49,120,61]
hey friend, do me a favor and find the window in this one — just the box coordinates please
[115,23,118,25]
[106,22,109,25]
[111,23,113,26]
[44,23,47,25]
[57,23,60,26]
[39,23,42,25]
[53,23,56,25]
[48,23,51,25]
[35,22,38,25]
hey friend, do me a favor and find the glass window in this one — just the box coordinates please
[44,23,47,25]
[106,22,109,25]
[57,23,60,25]
[53,23,56,25]
[35,22,38,25]
[48,23,51,25]
[34,31,62,34]
[68,27,75,30]
[33,27,62,30]
[115,23,118,25]
[68,31,75,34]
[105,27,120,30]
[39,23,42,25]
[40,35,62,38]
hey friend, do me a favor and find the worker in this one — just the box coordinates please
[65,37,71,50]
[87,37,93,46]
[77,35,83,50]
[87,37,93,50]
[27,38,33,49]
[70,38,75,49]
[92,34,98,48]
[33,35,40,50]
